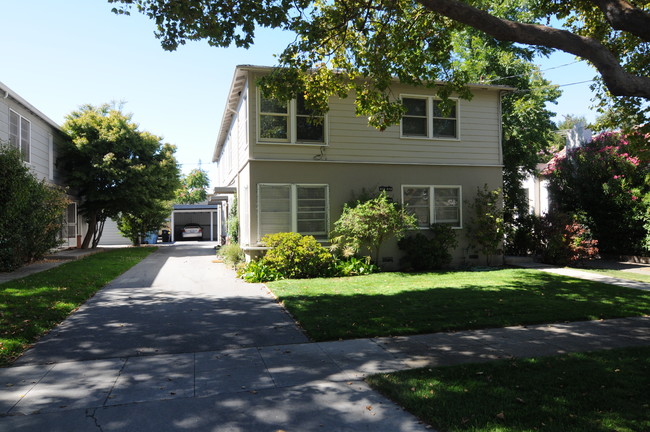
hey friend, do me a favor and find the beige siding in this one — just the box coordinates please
[242,160,502,268]
[247,72,503,166]
[217,83,251,187]
[0,96,68,187]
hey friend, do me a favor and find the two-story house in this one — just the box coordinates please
[0,80,85,248]
[213,65,510,267]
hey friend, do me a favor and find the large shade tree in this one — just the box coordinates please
[59,104,180,248]
[109,0,649,127]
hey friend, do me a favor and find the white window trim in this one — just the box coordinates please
[257,183,330,242]
[399,94,460,141]
[256,88,328,146]
[9,109,31,163]
[402,184,463,229]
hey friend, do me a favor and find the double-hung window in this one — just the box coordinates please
[258,90,325,144]
[258,184,329,241]
[9,110,31,163]
[401,96,458,139]
[402,185,462,228]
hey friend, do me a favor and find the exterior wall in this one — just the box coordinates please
[246,71,503,167]
[217,81,250,188]
[0,95,68,186]
[242,160,503,268]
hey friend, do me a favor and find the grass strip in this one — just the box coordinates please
[0,247,156,366]
[267,269,650,341]
[366,346,650,432]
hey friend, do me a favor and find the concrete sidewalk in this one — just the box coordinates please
[0,247,648,431]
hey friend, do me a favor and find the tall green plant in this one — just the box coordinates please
[0,144,67,270]
[331,191,417,264]
[466,185,505,265]
[227,193,239,244]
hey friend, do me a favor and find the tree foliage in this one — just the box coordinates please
[175,168,210,204]
[331,191,417,264]
[58,104,180,248]
[0,144,67,271]
[110,0,650,126]
[544,130,650,255]
[117,200,171,246]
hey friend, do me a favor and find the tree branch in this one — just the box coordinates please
[589,0,650,42]
[416,0,650,99]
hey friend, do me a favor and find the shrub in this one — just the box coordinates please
[219,243,245,268]
[238,260,284,283]
[465,185,506,265]
[398,224,458,271]
[538,213,599,265]
[331,191,417,264]
[260,232,335,279]
[0,144,67,271]
[334,256,379,276]
[504,213,546,256]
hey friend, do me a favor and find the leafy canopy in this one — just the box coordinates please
[175,168,210,204]
[59,104,180,248]
[109,0,650,127]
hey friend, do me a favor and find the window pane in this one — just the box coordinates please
[433,100,456,118]
[403,187,430,227]
[433,119,457,138]
[259,185,291,237]
[296,116,324,142]
[402,117,427,137]
[297,186,327,238]
[260,95,287,114]
[260,115,288,140]
[434,187,460,225]
[403,98,427,116]
[20,117,30,162]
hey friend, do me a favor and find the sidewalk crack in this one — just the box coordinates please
[86,408,104,432]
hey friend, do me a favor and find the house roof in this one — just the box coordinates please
[212,65,516,163]
[0,80,63,132]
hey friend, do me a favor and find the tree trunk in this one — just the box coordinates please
[81,212,96,249]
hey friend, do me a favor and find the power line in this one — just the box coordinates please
[480,60,585,84]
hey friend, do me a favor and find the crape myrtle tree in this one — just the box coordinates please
[109,0,650,129]
[58,104,180,248]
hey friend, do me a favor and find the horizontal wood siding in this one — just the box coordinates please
[217,84,250,187]
[248,73,502,166]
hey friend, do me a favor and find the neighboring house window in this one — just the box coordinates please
[402,185,462,228]
[9,109,31,163]
[401,96,458,139]
[258,184,329,240]
[258,90,325,144]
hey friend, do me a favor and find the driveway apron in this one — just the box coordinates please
[16,244,309,365]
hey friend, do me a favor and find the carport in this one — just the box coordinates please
[170,204,221,242]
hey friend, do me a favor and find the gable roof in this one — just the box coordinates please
[212,65,515,163]
[0,80,62,132]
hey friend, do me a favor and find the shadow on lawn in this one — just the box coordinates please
[367,346,650,432]
[276,270,650,341]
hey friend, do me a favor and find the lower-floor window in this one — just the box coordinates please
[258,183,329,240]
[402,185,462,228]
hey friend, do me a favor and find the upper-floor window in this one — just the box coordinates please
[401,96,458,140]
[9,110,31,163]
[258,91,325,144]
[258,183,329,241]
[402,185,462,228]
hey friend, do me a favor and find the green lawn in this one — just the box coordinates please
[0,247,156,366]
[572,268,650,284]
[367,346,650,432]
[267,269,650,341]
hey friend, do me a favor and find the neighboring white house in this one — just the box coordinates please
[212,65,512,268]
[0,80,86,248]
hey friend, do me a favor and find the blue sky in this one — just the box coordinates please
[1,1,599,187]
